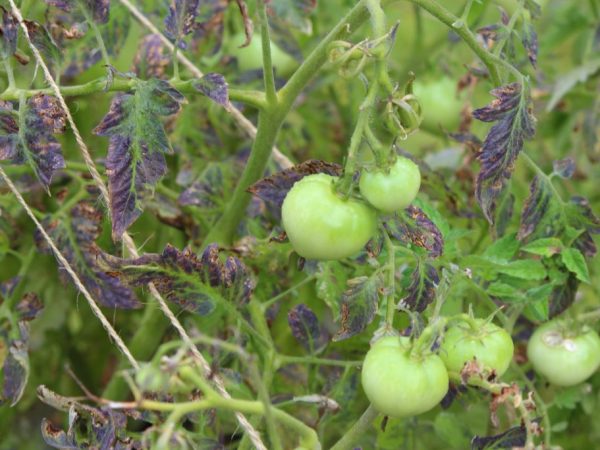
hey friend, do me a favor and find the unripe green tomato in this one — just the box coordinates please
[228,33,297,76]
[527,321,600,387]
[281,173,377,260]
[413,77,464,130]
[359,157,421,212]
[440,319,514,377]
[361,336,449,418]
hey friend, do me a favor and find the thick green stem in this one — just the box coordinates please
[329,405,379,450]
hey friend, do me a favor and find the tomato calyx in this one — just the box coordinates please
[382,74,423,138]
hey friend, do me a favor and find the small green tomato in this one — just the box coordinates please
[361,336,449,418]
[359,156,421,212]
[282,173,377,260]
[413,77,464,130]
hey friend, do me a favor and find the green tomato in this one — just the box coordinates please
[413,77,464,131]
[281,173,377,260]
[527,320,600,387]
[228,33,297,76]
[361,336,449,418]
[359,157,421,212]
[440,319,514,377]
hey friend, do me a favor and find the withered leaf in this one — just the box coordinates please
[384,206,444,258]
[521,22,538,68]
[103,244,255,315]
[41,418,78,449]
[192,73,229,106]
[35,202,140,309]
[93,79,185,239]
[552,157,575,179]
[333,274,382,341]
[248,160,342,217]
[0,95,66,191]
[288,304,320,351]
[45,0,110,24]
[549,273,578,318]
[398,262,439,313]
[15,292,44,322]
[473,83,536,223]
[1,323,29,406]
[471,419,541,450]
[164,0,199,49]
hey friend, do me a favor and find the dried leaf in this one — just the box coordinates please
[0,95,66,191]
[164,0,200,49]
[248,160,342,216]
[192,73,229,106]
[103,244,254,315]
[35,202,140,309]
[399,262,439,313]
[1,323,29,406]
[552,157,575,179]
[41,418,78,449]
[473,83,536,223]
[288,304,320,351]
[333,274,382,341]
[384,206,444,258]
[93,79,185,239]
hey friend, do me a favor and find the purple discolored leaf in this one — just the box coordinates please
[471,419,540,450]
[384,206,444,258]
[93,79,185,239]
[398,262,439,313]
[2,323,29,406]
[15,292,44,321]
[473,83,536,223]
[517,176,557,242]
[46,0,109,23]
[333,274,382,341]
[41,418,78,449]
[178,163,224,208]
[35,202,140,309]
[521,22,538,68]
[103,244,255,315]
[133,34,170,79]
[0,7,18,59]
[192,73,229,106]
[164,0,200,49]
[548,273,578,318]
[568,196,600,257]
[0,95,66,191]
[23,21,63,75]
[288,304,320,351]
[552,157,575,179]
[248,160,342,217]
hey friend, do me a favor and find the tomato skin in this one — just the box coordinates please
[413,77,464,130]
[440,319,514,377]
[361,336,449,418]
[527,321,600,387]
[228,33,297,76]
[359,157,421,212]
[282,174,377,260]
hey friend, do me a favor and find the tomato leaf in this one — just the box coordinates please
[133,34,170,79]
[267,0,317,34]
[548,273,578,318]
[23,20,63,75]
[399,262,439,313]
[473,83,536,223]
[288,304,321,351]
[518,175,561,242]
[471,421,534,450]
[35,202,140,309]
[192,73,229,106]
[1,323,29,407]
[45,0,110,24]
[561,247,590,283]
[0,95,66,191]
[248,160,342,217]
[384,206,444,258]
[520,21,538,68]
[521,237,563,257]
[0,7,18,60]
[104,244,254,315]
[333,274,382,341]
[93,79,185,239]
[552,157,575,179]
[164,0,200,49]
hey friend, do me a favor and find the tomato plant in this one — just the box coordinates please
[0,0,598,449]
[527,320,600,387]
[361,336,449,418]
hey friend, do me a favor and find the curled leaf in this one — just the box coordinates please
[384,206,444,258]
[192,73,229,106]
[288,304,321,351]
[164,0,200,49]
[399,262,439,313]
[333,274,382,341]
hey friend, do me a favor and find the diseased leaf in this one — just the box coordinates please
[35,202,140,309]
[561,247,590,283]
[399,262,439,313]
[288,304,320,351]
[552,157,575,179]
[471,422,529,450]
[41,418,78,449]
[518,176,561,242]
[178,163,224,208]
[567,196,600,257]
[23,20,63,75]
[192,73,229,106]
[0,7,18,60]
[164,0,200,49]
[521,237,563,257]
[0,95,66,191]
[333,274,382,341]
[15,292,44,322]
[133,34,170,79]
[45,0,110,24]
[548,273,578,318]
[267,0,317,34]
[103,244,254,315]
[315,261,347,319]
[473,83,536,223]
[384,206,444,258]
[248,160,342,216]
[93,79,185,239]
[1,323,29,406]
[521,22,538,68]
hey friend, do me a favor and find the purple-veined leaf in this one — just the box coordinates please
[473,83,536,223]
[398,262,439,313]
[103,244,255,315]
[133,34,170,79]
[521,22,538,68]
[333,274,382,341]
[45,0,110,24]
[93,79,185,239]
[1,322,29,406]
[384,206,444,258]
[192,73,229,106]
[288,304,321,351]
[0,95,66,191]
[0,7,17,59]
[35,202,140,309]
[164,0,200,49]
[248,160,342,218]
